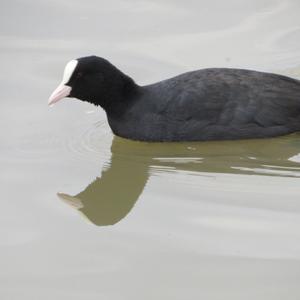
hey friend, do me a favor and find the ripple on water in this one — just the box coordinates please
[63,120,111,161]
[15,118,300,179]
[15,119,112,163]
[126,134,300,179]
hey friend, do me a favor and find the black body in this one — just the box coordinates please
[67,56,300,142]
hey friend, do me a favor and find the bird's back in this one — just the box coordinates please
[110,68,300,141]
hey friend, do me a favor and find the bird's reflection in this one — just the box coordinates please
[58,134,300,226]
[59,152,148,226]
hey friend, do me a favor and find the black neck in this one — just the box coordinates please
[84,61,140,117]
[101,72,139,115]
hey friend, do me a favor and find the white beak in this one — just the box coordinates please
[48,84,72,106]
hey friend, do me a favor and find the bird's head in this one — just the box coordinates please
[48,56,135,110]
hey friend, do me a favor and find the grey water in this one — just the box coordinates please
[1,0,300,299]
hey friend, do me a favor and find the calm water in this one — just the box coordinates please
[1,0,300,299]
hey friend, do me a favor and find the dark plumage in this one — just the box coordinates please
[49,56,300,142]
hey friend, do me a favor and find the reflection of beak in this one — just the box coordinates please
[57,193,83,209]
[48,84,72,106]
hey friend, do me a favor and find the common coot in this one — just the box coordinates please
[48,56,300,142]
